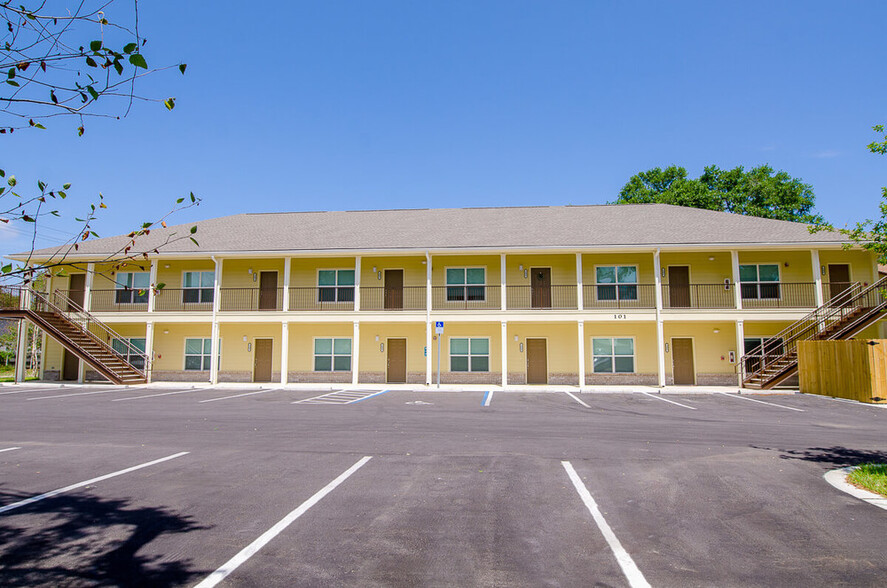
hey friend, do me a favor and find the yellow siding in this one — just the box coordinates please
[819,249,878,284]
[743,321,794,338]
[432,255,501,286]
[218,323,282,374]
[358,323,426,374]
[738,250,815,283]
[585,323,658,374]
[583,253,657,284]
[361,256,426,286]
[43,338,64,373]
[289,257,355,289]
[430,322,501,374]
[155,260,214,289]
[151,323,212,372]
[223,258,286,289]
[506,322,579,375]
[661,252,732,284]
[663,321,737,375]
[287,323,353,371]
[505,254,576,285]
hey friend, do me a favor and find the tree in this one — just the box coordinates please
[1,1,197,286]
[615,164,824,224]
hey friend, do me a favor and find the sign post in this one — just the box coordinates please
[435,321,444,388]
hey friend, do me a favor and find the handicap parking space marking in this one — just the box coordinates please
[194,455,372,588]
[199,388,280,403]
[27,387,128,401]
[717,391,804,412]
[562,461,651,588]
[0,451,189,515]
[564,391,590,408]
[641,392,697,410]
[293,389,389,405]
[0,447,21,454]
[111,386,214,402]
[482,390,494,407]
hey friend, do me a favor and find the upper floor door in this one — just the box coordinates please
[828,264,851,301]
[384,269,404,309]
[68,274,86,310]
[531,268,551,308]
[668,266,691,308]
[259,272,278,310]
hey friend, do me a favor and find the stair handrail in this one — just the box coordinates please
[29,288,149,378]
[738,275,887,381]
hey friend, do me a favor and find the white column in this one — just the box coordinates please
[39,273,51,379]
[282,257,291,312]
[353,256,361,312]
[352,321,360,386]
[577,321,585,389]
[84,262,95,312]
[210,257,222,384]
[426,252,433,385]
[731,250,743,310]
[77,352,86,383]
[147,259,158,313]
[735,319,745,387]
[501,321,508,387]
[145,322,154,383]
[280,322,289,385]
[14,319,27,383]
[576,253,584,311]
[811,249,824,307]
[500,254,507,310]
[653,249,666,387]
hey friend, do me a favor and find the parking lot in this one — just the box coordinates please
[0,384,885,587]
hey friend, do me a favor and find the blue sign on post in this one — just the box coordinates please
[435,321,444,334]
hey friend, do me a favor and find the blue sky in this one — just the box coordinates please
[2,0,885,255]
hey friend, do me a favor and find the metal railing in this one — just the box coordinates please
[89,289,149,312]
[219,287,284,311]
[431,285,501,310]
[662,283,735,309]
[738,277,887,383]
[359,286,426,311]
[739,282,818,309]
[154,288,214,312]
[583,284,657,309]
[506,285,578,310]
[289,287,355,311]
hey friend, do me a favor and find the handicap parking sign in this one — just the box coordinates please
[435,321,444,334]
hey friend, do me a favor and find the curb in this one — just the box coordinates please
[824,467,887,511]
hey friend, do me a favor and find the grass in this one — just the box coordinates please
[848,464,887,498]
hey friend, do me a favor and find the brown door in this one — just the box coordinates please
[387,338,407,383]
[531,268,551,308]
[62,349,79,381]
[259,272,278,310]
[668,266,691,308]
[828,264,851,300]
[672,338,695,385]
[384,270,404,309]
[526,338,548,384]
[68,274,86,310]
[253,339,273,382]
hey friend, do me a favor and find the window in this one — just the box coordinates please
[314,338,352,371]
[184,338,216,371]
[592,338,635,373]
[450,338,490,372]
[739,264,780,299]
[111,337,146,370]
[446,268,485,301]
[318,270,355,302]
[595,266,638,301]
[743,337,784,373]
[183,271,214,303]
[115,272,149,304]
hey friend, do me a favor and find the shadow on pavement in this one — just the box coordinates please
[753,445,887,468]
[0,489,210,587]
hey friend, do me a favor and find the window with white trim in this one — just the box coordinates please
[111,337,146,370]
[739,264,780,299]
[183,271,214,303]
[743,337,784,372]
[184,337,216,371]
[318,270,355,302]
[446,267,485,301]
[450,337,490,372]
[314,338,352,371]
[592,337,635,373]
[595,266,638,301]
[115,272,149,304]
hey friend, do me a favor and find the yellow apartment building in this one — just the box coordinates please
[8,204,885,388]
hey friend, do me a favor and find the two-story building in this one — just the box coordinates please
[13,203,884,387]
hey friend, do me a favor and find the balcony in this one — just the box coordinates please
[431,285,501,310]
[506,285,579,310]
[89,289,149,312]
[220,288,284,311]
[359,286,426,311]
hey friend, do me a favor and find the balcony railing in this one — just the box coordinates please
[360,286,426,311]
[506,285,578,310]
[89,289,149,312]
[220,287,284,311]
[583,284,657,309]
[154,288,213,312]
[662,283,735,309]
[289,287,355,311]
[739,282,818,309]
[431,285,501,310]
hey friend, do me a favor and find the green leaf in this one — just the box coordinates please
[113,60,123,75]
[163,97,175,110]
[175,197,184,204]
[86,85,99,101]
[21,215,34,222]
[37,180,45,191]
[58,191,66,198]
[7,176,16,187]
[179,63,187,74]
[0,169,5,177]
[85,56,97,67]
[50,90,58,104]
[90,40,102,52]
[190,192,196,202]
[1,264,11,274]
[190,237,199,246]
[78,126,85,136]
[190,225,197,234]
[124,42,138,54]
[62,183,71,189]
[128,53,147,69]
[6,80,19,87]
[6,68,14,79]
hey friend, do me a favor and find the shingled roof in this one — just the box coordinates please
[15,204,846,259]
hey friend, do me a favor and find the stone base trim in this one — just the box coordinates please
[695,373,739,386]
[287,371,351,384]
[358,371,426,385]
[584,373,658,385]
[152,370,211,382]
[437,372,502,385]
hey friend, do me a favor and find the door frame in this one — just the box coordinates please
[530,266,552,308]
[667,265,692,307]
[252,337,274,382]
[525,337,549,385]
[383,268,404,309]
[827,263,853,299]
[67,273,87,310]
[670,336,696,385]
[386,337,408,383]
[258,270,279,310]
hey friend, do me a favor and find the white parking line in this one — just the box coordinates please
[0,388,64,396]
[0,447,21,454]
[565,391,590,408]
[482,390,494,407]
[199,389,280,403]
[112,387,212,402]
[807,395,887,410]
[28,388,125,401]
[0,451,189,515]
[194,455,372,588]
[718,392,804,412]
[562,461,651,588]
[641,392,697,410]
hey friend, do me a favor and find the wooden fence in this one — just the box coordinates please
[798,340,887,403]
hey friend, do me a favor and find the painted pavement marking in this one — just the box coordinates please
[112,386,213,402]
[641,391,697,410]
[717,392,804,412]
[293,389,388,405]
[565,391,591,408]
[0,447,21,454]
[199,389,280,403]
[482,390,494,407]
[28,388,126,401]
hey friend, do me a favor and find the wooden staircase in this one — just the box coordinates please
[740,276,887,390]
[0,287,147,385]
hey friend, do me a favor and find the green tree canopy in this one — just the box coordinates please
[615,164,824,224]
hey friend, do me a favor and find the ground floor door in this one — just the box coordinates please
[387,338,407,383]
[62,349,79,381]
[672,338,695,385]
[828,264,851,300]
[253,338,273,382]
[526,338,548,384]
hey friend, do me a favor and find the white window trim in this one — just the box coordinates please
[739,263,782,300]
[444,266,487,302]
[181,270,215,303]
[590,335,637,374]
[593,264,640,302]
[111,337,147,367]
[183,337,221,371]
[448,336,491,373]
[316,269,356,304]
[114,271,150,304]
[313,336,353,372]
